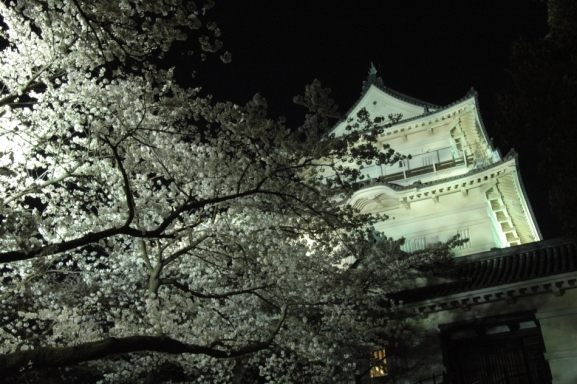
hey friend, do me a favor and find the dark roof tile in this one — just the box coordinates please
[389,238,577,304]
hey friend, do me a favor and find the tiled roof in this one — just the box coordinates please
[330,74,443,135]
[332,75,492,136]
[389,238,577,304]
[361,74,442,109]
[347,149,542,241]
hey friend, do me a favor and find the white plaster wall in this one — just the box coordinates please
[374,187,498,256]
[537,304,577,384]
[382,130,451,154]
[332,85,427,137]
[323,128,458,181]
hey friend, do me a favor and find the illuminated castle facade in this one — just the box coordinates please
[344,68,577,384]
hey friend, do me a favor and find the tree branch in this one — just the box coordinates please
[139,239,153,273]
[69,0,107,61]
[0,305,289,376]
[161,234,211,266]
[161,279,272,300]
[2,163,82,206]
[101,136,135,228]
[0,272,38,302]
[0,186,269,264]
[236,158,255,194]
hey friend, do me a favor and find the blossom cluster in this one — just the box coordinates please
[0,1,457,382]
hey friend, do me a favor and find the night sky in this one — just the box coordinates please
[176,0,556,238]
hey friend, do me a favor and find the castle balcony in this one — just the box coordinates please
[323,147,474,184]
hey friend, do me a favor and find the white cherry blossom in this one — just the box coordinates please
[0,1,461,382]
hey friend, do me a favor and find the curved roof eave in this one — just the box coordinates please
[349,150,518,199]
[509,150,543,241]
[363,76,442,110]
[468,88,497,153]
[329,79,495,151]
[387,238,577,305]
[329,76,441,135]
[347,149,541,241]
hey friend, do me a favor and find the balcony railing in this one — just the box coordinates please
[323,147,471,184]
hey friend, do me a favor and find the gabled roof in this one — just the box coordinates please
[389,238,577,305]
[360,74,441,110]
[331,73,495,158]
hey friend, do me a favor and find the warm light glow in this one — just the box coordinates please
[370,349,388,378]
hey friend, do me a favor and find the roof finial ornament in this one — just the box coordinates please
[368,62,378,76]
[362,62,384,92]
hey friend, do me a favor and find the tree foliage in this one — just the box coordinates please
[495,0,577,237]
[0,1,458,382]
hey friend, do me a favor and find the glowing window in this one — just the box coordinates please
[370,349,388,378]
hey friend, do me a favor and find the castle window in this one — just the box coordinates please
[370,349,388,378]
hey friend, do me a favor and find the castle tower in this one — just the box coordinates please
[344,68,577,384]
[334,68,541,256]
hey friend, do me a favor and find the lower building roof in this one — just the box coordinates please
[389,238,577,304]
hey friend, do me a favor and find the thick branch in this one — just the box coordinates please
[0,175,333,264]
[161,279,272,300]
[0,306,288,376]
[0,187,264,264]
[139,239,153,273]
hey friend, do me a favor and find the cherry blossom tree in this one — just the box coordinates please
[0,1,459,382]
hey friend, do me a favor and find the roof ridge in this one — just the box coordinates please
[362,75,442,109]
[331,78,486,134]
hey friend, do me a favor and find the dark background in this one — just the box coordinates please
[177,0,556,238]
